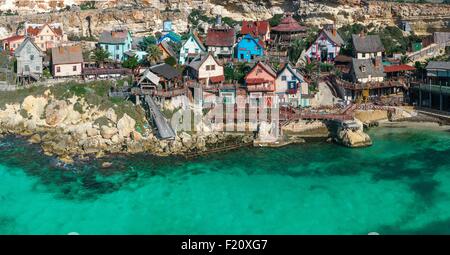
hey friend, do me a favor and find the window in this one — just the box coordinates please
[281,76,287,81]
[41,44,44,48]
[106,45,109,51]
[185,49,188,53]
[206,65,210,71]
[211,65,215,71]
[195,49,199,53]
[56,67,61,73]
[30,55,34,60]
[116,45,120,50]
[73,65,77,71]
[36,66,40,71]
[361,65,366,73]
[116,54,120,60]
[25,65,30,72]
[40,36,43,40]
[362,53,366,58]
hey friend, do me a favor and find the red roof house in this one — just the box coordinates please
[245,61,277,95]
[270,14,307,45]
[205,27,236,58]
[241,21,270,41]
[1,35,25,54]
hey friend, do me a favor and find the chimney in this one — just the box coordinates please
[216,15,222,27]
[332,28,337,37]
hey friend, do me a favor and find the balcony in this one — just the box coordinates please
[247,84,275,92]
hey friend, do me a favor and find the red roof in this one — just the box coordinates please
[241,21,269,38]
[205,28,235,47]
[271,16,306,33]
[26,24,63,37]
[1,35,24,42]
[210,75,225,83]
[384,64,416,73]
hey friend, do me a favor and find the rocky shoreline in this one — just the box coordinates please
[0,90,253,164]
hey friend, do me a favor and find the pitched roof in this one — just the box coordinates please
[149,63,181,80]
[138,69,160,86]
[159,40,177,58]
[51,45,83,65]
[271,15,306,33]
[26,23,63,37]
[205,27,235,47]
[241,20,269,38]
[14,37,42,57]
[187,53,220,71]
[278,63,303,81]
[352,34,385,53]
[384,64,415,73]
[99,29,130,44]
[238,34,264,49]
[426,61,450,71]
[351,58,385,79]
[1,35,25,43]
[183,33,206,52]
[323,29,344,46]
[246,61,276,81]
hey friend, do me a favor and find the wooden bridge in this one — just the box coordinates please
[144,95,176,140]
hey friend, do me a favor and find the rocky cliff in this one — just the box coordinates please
[0,0,448,38]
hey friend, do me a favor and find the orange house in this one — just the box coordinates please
[1,35,25,54]
[245,61,277,106]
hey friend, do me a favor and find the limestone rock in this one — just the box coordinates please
[45,100,69,126]
[105,108,118,123]
[117,113,136,138]
[28,134,41,144]
[21,95,48,120]
[101,126,118,139]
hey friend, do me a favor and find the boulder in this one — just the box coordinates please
[117,113,136,138]
[28,134,41,144]
[21,95,48,120]
[45,100,69,126]
[102,162,113,168]
[101,126,118,139]
[105,108,118,123]
[86,127,99,137]
[338,129,372,148]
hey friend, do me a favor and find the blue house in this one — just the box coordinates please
[235,34,264,62]
[98,28,133,62]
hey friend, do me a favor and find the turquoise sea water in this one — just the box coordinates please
[1,127,450,234]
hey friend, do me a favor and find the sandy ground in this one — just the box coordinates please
[314,82,339,106]
[378,120,450,131]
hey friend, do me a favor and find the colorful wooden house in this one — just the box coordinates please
[305,27,344,62]
[14,37,44,82]
[235,34,264,62]
[205,26,235,59]
[275,63,310,107]
[98,28,133,62]
[158,40,177,60]
[240,20,270,42]
[1,35,25,54]
[25,23,67,52]
[270,14,306,47]
[179,33,206,65]
[186,53,224,85]
[245,61,277,106]
[51,45,84,78]
[157,31,182,45]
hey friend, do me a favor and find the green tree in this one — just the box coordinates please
[269,14,283,27]
[288,38,304,63]
[164,56,177,66]
[93,47,110,67]
[146,45,163,65]
[138,36,157,51]
[122,56,140,73]
[400,55,411,64]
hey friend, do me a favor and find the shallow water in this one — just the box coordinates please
[1,127,450,234]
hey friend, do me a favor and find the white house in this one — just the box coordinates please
[51,45,83,77]
[305,28,344,62]
[179,34,206,65]
[275,63,310,107]
[187,53,224,85]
